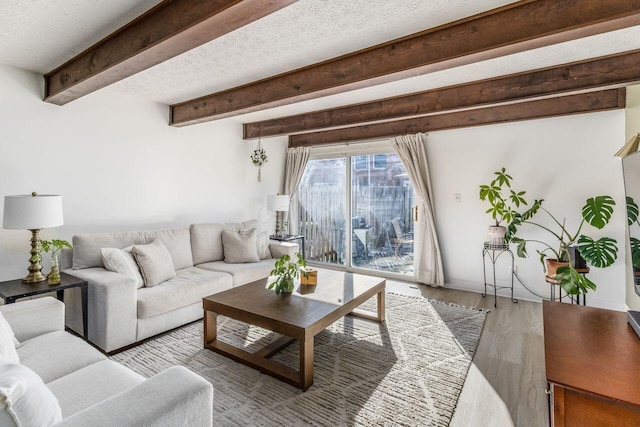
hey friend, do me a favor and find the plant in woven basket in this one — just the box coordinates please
[269,253,306,295]
[509,195,618,295]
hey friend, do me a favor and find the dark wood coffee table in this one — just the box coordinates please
[202,269,385,391]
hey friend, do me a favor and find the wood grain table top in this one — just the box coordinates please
[203,269,385,332]
[543,300,640,406]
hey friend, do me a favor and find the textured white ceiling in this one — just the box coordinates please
[1,0,639,125]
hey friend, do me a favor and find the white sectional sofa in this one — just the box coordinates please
[0,297,212,426]
[62,220,297,353]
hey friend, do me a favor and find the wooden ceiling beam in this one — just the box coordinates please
[44,0,297,105]
[288,88,626,147]
[244,50,640,139]
[171,0,640,126]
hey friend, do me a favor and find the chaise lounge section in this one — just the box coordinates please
[62,220,297,352]
[0,297,212,426]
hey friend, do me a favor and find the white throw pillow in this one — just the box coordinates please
[0,312,19,364]
[132,239,177,287]
[101,246,145,289]
[0,361,62,427]
[222,228,260,263]
[257,231,271,260]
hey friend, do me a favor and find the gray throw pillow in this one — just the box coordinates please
[132,239,176,287]
[222,228,260,263]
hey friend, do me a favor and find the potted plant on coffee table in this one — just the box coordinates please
[269,252,307,295]
[479,167,528,245]
[509,195,618,295]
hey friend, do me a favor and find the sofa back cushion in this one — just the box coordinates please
[222,229,260,263]
[191,220,260,264]
[72,228,193,270]
[132,240,177,287]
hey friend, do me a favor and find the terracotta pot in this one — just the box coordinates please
[488,225,507,246]
[546,259,570,278]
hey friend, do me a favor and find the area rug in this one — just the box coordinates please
[111,293,488,426]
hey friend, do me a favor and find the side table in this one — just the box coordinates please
[270,234,306,260]
[482,242,518,308]
[0,272,88,339]
[545,267,589,305]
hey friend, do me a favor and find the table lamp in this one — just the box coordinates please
[3,192,64,283]
[267,194,289,237]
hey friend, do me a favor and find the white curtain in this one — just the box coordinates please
[283,147,310,234]
[392,133,444,286]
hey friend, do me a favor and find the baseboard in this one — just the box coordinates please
[444,277,628,311]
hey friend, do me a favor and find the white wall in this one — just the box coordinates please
[0,65,287,281]
[0,64,630,310]
[427,110,628,310]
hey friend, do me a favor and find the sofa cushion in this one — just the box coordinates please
[136,267,232,319]
[132,240,177,287]
[101,246,144,289]
[190,223,227,264]
[190,220,263,265]
[17,331,106,384]
[47,360,144,418]
[222,228,260,263]
[257,231,271,260]
[73,228,193,270]
[197,259,273,287]
[0,311,19,364]
[0,361,62,427]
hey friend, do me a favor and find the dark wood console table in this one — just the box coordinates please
[543,301,640,426]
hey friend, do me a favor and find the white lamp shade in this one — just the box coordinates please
[3,194,64,229]
[267,195,290,212]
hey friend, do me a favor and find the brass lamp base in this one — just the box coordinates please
[22,229,46,283]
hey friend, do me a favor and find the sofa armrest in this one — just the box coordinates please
[0,297,64,342]
[56,366,213,427]
[268,241,299,259]
[62,268,138,353]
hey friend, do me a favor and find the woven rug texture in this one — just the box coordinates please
[111,292,487,426]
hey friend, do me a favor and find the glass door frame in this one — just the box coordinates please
[303,143,415,283]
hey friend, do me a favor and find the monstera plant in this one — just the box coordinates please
[509,195,618,295]
[627,196,640,270]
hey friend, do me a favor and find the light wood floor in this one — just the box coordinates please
[386,280,548,427]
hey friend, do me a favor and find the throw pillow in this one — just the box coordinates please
[0,361,62,427]
[256,231,271,260]
[0,312,19,364]
[132,240,177,287]
[101,246,144,289]
[222,228,260,263]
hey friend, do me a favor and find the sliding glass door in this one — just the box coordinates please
[296,151,414,277]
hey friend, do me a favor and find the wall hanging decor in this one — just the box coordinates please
[250,138,268,182]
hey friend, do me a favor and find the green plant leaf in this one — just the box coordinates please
[577,235,618,268]
[494,168,512,188]
[555,266,596,295]
[631,237,640,269]
[521,199,543,221]
[509,190,527,208]
[627,196,639,226]
[582,195,615,229]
